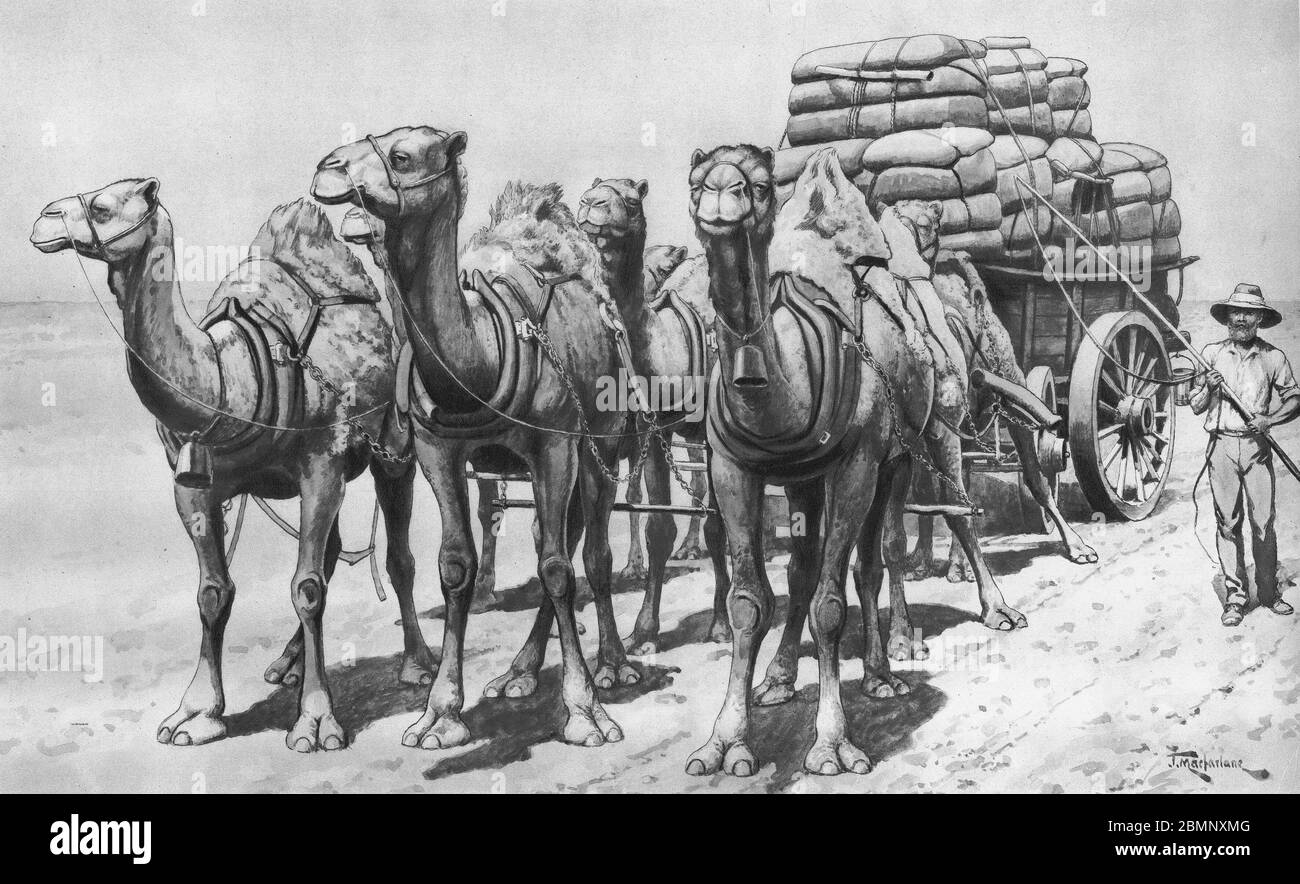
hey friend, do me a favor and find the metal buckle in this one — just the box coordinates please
[818,430,831,445]
[706,329,718,352]
[269,342,289,365]
[515,318,538,341]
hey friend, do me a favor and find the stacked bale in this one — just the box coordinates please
[777,35,989,194]
[855,127,1004,261]
[980,38,1054,139]
[1045,56,1093,139]
[1101,142,1182,263]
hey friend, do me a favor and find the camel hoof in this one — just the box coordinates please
[862,673,909,699]
[403,710,471,751]
[751,677,796,706]
[804,738,872,775]
[286,711,346,753]
[687,737,757,776]
[593,661,640,690]
[483,671,539,699]
[1068,545,1100,564]
[264,653,302,686]
[670,540,705,561]
[983,606,1028,631]
[946,561,975,583]
[562,701,621,747]
[618,563,649,584]
[157,710,226,747]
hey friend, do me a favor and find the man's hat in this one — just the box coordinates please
[1210,283,1282,329]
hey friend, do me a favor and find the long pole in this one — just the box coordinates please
[1015,179,1300,484]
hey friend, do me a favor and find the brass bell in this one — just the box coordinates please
[731,344,768,388]
[174,439,214,488]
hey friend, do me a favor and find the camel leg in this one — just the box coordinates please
[854,456,911,698]
[474,477,500,597]
[686,456,768,777]
[619,461,649,583]
[672,470,708,560]
[374,460,437,685]
[1009,422,1097,564]
[930,436,1027,630]
[481,490,584,700]
[581,442,639,689]
[703,466,732,642]
[882,458,929,663]
[157,485,234,746]
[263,522,339,688]
[533,439,622,746]
[625,442,678,657]
[751,479,822,706]
[284,455,348,752]
[803,449,881,776]
[903,462,936,578]
[403,438,477,750]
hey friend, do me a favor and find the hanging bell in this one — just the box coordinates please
[731,344,768,388]
[174,438,214,488]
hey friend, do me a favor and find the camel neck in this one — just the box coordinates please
[107,209,223,434]
[385,206,498,408]
[702,229,806,436]
[598,230,655,358]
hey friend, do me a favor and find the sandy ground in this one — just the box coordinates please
[0,299,1297,794]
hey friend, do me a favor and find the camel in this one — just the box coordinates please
[29,179,431,752]
[685,145,941,776]
[313,127,635,748]
[889,198,1098,580]
[574,177,731,655]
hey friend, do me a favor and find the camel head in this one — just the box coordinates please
[643,244,688,294]
[688,144,777,243]
[884,199,943,267]
[31,177,160,263]
[312,126,467,222]
[577,177,648,248]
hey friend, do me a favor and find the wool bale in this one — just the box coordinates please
[786,94,989,145]
[989,134,1050,169]
[1153,236,1181,265]
[856,148,996,203]
[1147,166,1173,204]
[1109,170,1154,205]
[981,47,1048,75]
[774,139,871,184]
[1047,76,1090,111]
[787,64,985,114]
[985,69,1049,108]
[860,127,993,172]
[1046,137,1104,180]
[1045,56,1088,79]
[1001,207,1055,250]
[937,193,1004,233]
[939,228,1007,261]
[1100,141,1167,172]
[997,157,1055,211]
[1052,108,1093,138]
[1152,199,1181,238]
[983,36,1033,50]
[990,102,1053,138]
[791,35,986,82]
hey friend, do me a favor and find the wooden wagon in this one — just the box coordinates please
[969,252,1199,523]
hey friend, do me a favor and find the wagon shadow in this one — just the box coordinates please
[418,661,679,782]
[224,653,428,741]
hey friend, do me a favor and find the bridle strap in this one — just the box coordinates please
[73,191,156,257]
[366,134,457,217]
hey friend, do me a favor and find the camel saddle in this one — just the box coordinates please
[152,256,378,481]
[399,268,581,438]
[706,272,865,484]
[641,283,708,414]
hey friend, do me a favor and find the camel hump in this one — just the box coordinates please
[250,199,380,305]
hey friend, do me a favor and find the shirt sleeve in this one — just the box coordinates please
[1274,352,1300,399]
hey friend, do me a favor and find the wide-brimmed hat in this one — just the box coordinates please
[1210,283,1282,329]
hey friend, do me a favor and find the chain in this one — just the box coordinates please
[292,352,412,464]
[850,337,976,511]
[640,403,707,507]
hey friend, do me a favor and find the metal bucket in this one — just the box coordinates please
[1171,354,1196,407]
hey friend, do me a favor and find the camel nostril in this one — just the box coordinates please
[42,207,65,217]
[321,156,347,171]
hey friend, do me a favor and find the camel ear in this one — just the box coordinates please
[929,200,943,221]
[690,149,707,169]
[759,147,776,169]
[135,178,160,204]
[443,131,468,160]
[591,177,603,189]
[634,179,649,200]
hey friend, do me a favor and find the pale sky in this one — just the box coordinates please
[2,0,1297,305]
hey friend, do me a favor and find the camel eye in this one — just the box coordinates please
[752,183,770,198]
[391,151,410,169]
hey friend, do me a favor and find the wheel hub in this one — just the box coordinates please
[1117,395,1155,436]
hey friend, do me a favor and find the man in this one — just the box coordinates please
[1189,283,1300,625]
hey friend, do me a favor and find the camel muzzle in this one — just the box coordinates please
[731,344,768,388]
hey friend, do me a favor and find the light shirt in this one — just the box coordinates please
[1194,337,1299,434]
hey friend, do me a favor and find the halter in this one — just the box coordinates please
[365,133,458,216]
[68,191,157,258]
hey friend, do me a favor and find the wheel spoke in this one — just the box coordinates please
[1126,330,1139,391]
[1103,437,1124,472]
[1099,423,1122,439]
[1100,367,1125,402]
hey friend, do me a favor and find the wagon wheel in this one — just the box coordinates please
[1019,365,1061,533]
[1068,311,1176,521]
